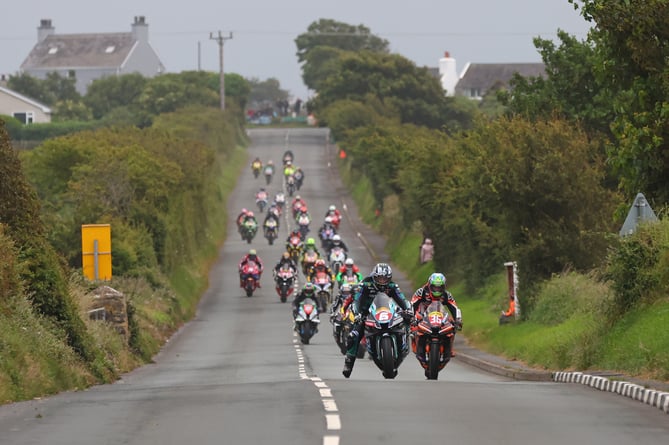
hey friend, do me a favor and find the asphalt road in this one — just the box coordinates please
[0,128,667,445]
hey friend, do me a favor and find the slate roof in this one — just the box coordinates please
[21,33,135,69]
[455,63,545,95]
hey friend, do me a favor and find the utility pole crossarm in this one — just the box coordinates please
[209,31,233,110]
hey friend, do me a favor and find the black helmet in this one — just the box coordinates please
[371,263,392,289]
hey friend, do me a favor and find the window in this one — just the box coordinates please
[48,47,58,55]
[13,112,35,124]
[105,46,115,53]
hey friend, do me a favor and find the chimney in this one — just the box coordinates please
[439,51,457,96]
[38,19,55,43]
[132,16,149,42]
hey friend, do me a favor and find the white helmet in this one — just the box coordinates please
[332,234,341,242]
[345,258,354,266]
[329,205,336,211]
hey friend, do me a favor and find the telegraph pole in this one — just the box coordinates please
[209,31,233,110]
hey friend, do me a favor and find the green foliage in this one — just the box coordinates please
[597,301,669,380]
[138,71,219,115]
[7,72,52,104]
[295,18,389,64]
[531,271,609,325]
[603,218,669,321]
[84,73,148,119]
[247,77,289,108]
[0,121,44,241]
[312,51,467,129]
[300,46,346,91]
[9,120,100,141]
[436,117,619,293]
[53,100,93,122]
[320,98,400,142]
[502,31,611,138]
[225,73,252,111]
[8,72,86,120]
[0,227,21,303]
[0,115,23,140]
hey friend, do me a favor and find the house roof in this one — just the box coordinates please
[0,86,52,113]
[455,63,545,94]
[21,33,136,70]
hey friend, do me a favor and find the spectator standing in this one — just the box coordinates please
[419,238,434,264]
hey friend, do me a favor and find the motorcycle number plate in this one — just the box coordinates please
[375,308,392,322]
[428,311,444,324]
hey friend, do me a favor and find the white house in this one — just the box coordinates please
[20,16,165,95]
[436,51,545,99]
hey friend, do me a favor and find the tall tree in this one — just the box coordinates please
[295,18,389,64]
[84,73,147,119]
[576,0,669,205]
[312,51,475,130]
[501,30,612,138]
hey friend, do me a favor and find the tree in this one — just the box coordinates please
[8,72,81,107]
[43,71,80,103]
[224,73,251,111]
[500,30,611,138]
[7,72,54,105]
[312,51,475,130]
[138,71,219,115]
[84,73,147,119]
[247,77,289,109]
[576,0,669,205]
[295,18,389,64]
[301,46,346,91]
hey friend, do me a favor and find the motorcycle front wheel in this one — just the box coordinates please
[426,340,441,380]
[300,322,312,344]
[380,336,396,379]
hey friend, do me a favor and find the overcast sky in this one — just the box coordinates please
[0,0,592,101]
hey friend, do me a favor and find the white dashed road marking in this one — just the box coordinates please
[293,332,342,443]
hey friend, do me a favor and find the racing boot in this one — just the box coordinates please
[342,355,356,378]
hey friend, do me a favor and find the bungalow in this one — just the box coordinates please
[0,85,52,123]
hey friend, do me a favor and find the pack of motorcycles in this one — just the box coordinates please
[243,151,456,380]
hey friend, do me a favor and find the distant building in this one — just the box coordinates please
[455,62,545,99]
[0,85,52,123]
[20,16,165,95]
[434,52,545,99]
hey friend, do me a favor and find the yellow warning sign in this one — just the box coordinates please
[81,224,112,281]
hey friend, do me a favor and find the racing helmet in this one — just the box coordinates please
[428,273,446,297]
[303,282,315,296]
[332,234,341,242]
[315,259,326,267]
[371,263,392,289]
[345,258,354,266]
[306,237,316,246]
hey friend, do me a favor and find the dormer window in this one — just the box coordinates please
[105,46,116,54]
[48,47,58,55]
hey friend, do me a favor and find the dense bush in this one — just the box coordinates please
[603,218,669,321]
